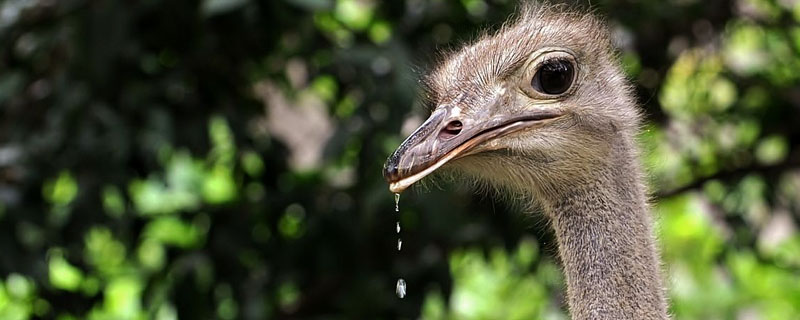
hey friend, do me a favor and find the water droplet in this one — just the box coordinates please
[392,193,406,299]
[396,278,406,298]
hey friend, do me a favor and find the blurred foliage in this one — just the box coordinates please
[1,0,799,319]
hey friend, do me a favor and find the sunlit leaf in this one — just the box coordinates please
[755,135,788,165]
[43,171,78,207]
[202,165,237,204]
[368,20,391,44]
[137,240,165,271]
[208,115,236,167]
[85,227,127,275]
[240,151,264,177]
[102,186,125,218]
[461,0,488,17]
[101,277,143,319]
[427,241,555,319]
[310,75,338,102]
[143,217,204,248]
[48,253,84,292]
[334,0,373,30]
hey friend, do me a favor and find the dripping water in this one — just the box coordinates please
[396,278,407,299]
[394,193,405,298]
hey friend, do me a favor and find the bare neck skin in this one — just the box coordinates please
[540,138,668,320]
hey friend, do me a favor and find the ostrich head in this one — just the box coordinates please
[384,6,670,318]
[384,4,640,202]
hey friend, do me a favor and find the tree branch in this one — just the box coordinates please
[655,155,800,199]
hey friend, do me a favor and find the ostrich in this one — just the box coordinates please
[383,4,669,320]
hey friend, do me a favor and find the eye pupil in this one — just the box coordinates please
[532,59,574,95]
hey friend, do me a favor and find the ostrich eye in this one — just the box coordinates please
[531,59,574,95]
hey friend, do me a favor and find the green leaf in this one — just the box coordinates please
[48,252,84,292]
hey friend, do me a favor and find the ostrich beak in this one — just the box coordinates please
[383,105,562,193]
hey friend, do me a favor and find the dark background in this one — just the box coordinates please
[1,0,799,319]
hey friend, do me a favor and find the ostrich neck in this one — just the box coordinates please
[544,141,668,320]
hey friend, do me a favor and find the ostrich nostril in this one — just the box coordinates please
[439,120,463,139]
[383,162,399,180]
